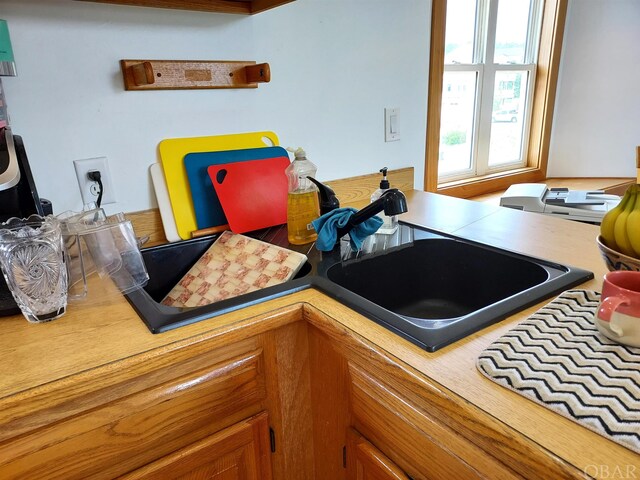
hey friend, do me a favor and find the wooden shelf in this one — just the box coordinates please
[76,0,295,14]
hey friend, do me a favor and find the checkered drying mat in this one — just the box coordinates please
[477,290,640,454]
[162,231,307,308]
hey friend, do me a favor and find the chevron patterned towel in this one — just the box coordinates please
[477,290,640,454]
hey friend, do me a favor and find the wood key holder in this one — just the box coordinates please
[120,60,271,90]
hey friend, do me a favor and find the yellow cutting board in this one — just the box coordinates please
[158,131,279,240]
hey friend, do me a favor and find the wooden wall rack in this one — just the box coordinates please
[78,0,295,15]
[120,60,271,90]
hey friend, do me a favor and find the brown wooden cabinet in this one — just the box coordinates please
[0,321,316,480]
[345,360,518,480]
[346,429,410,480]
[75,0,295,15]
[0,340,271,479]
[305,320,521,480]
[0,305,585,479]
[121,412,273,479]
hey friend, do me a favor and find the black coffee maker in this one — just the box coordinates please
[0,126,53,315]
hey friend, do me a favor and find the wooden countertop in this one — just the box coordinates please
[1,191,637,474]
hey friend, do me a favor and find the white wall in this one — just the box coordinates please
[548,0,640,177]
[1,0,430,215]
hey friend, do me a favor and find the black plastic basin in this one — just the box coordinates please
[327,239,549,319]
[125,225,592,352]
[126,233,313,333]
[323,234,592,351]
[142,236,310,303]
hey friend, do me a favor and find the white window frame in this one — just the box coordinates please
[438,0,543,183]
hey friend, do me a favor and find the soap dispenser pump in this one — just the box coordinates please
[308,177,340,215]
[371,167,398,234]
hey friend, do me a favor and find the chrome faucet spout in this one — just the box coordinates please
[336,189,407,239]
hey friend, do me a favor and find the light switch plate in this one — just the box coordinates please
[385,107,400,142]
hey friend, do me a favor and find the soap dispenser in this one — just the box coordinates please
[371,167,398,234]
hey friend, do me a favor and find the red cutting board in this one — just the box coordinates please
[158,131,279,240]
[207,156,290,233]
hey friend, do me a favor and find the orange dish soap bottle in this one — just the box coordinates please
[285,148,320,245]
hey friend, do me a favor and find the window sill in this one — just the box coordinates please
[469,177,634,204]
[436,167,545,199]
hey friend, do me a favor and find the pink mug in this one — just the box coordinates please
[595,270,640,347]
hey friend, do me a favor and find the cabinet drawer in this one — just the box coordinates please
[120,412,273,480]
[0,350,267,479]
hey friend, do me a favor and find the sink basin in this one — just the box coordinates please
[141,236,313,302]
[126,232,313,333]
[322,230,593,351]
[125,224,592,351]
[327,238,550,319]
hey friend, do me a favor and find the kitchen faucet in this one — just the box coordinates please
[335,188,408,239]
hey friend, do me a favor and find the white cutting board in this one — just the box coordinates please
[150,163,180,243]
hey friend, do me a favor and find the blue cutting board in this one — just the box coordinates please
[184,146,289,229]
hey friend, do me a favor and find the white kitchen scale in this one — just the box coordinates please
[499,183,621,224]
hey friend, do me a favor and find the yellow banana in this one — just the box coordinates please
[626,190,640,258]
[601,185,634,251]
[613,186,638,257]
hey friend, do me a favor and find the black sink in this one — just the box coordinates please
[321,230,592,350]
[141,235,313,303]
[326,238,550,319]
[125,224,592,351]
[126,231,314,334]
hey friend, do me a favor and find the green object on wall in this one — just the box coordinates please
[0,20,17,76]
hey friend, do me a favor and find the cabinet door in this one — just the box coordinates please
[347,428,410,480]
[348,361,517,479]
[121,412,272,480]
[0,345,268,479]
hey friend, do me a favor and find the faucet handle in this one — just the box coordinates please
[308,177,340,215]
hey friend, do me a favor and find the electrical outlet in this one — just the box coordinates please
[73,157,116,205]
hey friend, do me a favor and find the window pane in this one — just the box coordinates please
[439,71,477,177]
[494,0,531,64]
[444,0,477,64]
[488,71,529,167]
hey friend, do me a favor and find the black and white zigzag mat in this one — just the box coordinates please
[477,290,640,454]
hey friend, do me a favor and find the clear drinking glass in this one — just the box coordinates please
[0,215,68,322]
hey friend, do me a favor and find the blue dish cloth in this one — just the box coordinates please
[312,207,383,252]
